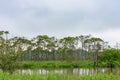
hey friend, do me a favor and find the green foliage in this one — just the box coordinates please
[0,52,18,73]
[0,73,118,80]
[0,31,25,73]
[99,49,120,67]
[18,61,94,69]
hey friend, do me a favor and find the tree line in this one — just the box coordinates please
[0,31,109,61]
[0,31,112,73]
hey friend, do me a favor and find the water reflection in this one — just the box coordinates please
[16,68,116,75]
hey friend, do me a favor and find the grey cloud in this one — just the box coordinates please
[0,0,120,38]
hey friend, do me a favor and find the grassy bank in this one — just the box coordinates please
[18,61,94,69]
[0,73,118,80]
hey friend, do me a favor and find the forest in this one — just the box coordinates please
[0,30,120,80]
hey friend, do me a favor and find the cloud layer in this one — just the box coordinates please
[0,0,120,46]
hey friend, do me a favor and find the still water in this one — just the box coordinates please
[16,68,120,75]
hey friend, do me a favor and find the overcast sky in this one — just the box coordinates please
[0,0,120,46]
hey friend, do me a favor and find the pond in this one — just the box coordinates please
[16,68,120,75]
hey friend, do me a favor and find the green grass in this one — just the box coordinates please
[18,61,94,69]
[0,73,118,80]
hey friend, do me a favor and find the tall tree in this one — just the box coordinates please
[89,37,103,68]
[59,36,76,60]
[0,31,24,73]
[77,35,91,60]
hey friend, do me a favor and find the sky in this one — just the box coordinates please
[0,0,120,46]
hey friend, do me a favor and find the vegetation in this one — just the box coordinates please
[99,49,120,71]
[0,31,25,73]
[0,30,120,77]
[0,73,118,80]
[18,61,93,69]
